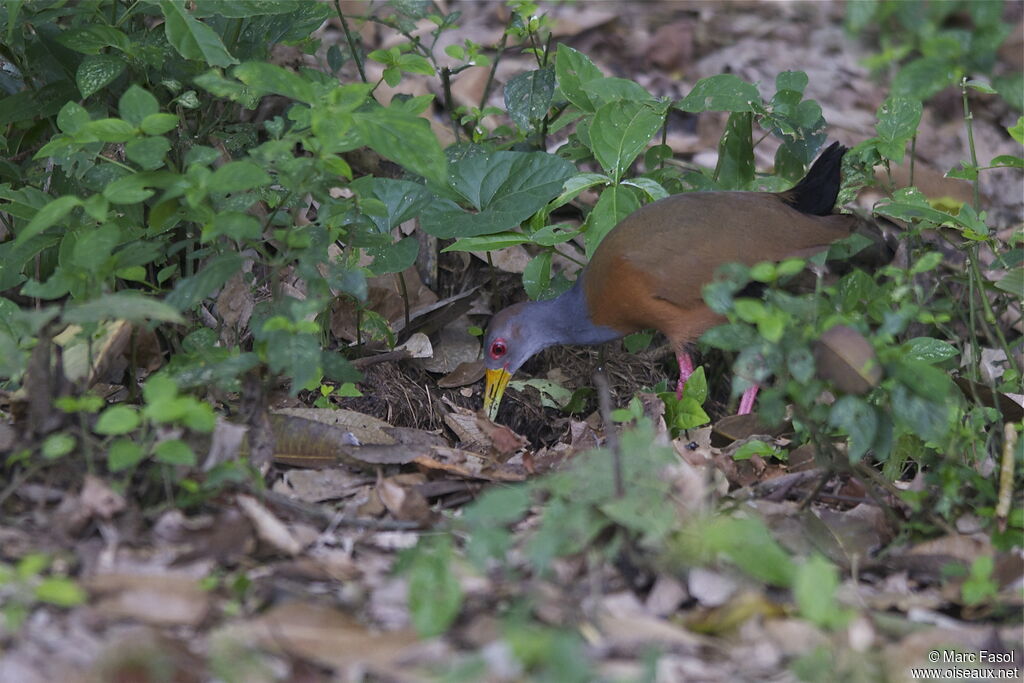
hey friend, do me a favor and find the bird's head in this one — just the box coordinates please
[482,302,546,421]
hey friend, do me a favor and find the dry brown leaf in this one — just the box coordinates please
[236,494,308,556]
[414,447,526,482]
[218,602,420,672]
[86,573,210,627]
[438,360,485,389]
[274,468,371,503]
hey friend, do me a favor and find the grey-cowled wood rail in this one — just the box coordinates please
[483,142,854,421]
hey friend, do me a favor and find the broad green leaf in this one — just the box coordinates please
[994,268,1023,296]
[95,405,141,435]
[140,113,179,135]
[160,0,239,67]
[119,85,160,125]
[207,161,271,194]
[80,118,137,143]
[234,61,315,103]
[35,578,87,607]
[407,537,462,637]
[875,96,922,163]
[76,53,126,99]
[522,251,552,300]
[580,77,654,107]
[154,439,197,466]
[56,101,90,134]
[55,25,132,55]
[204,212,261,242]
[108,439,146,472]
[555,43,604,112]
[349,177,435,233]
[828,396,877,463]
[795,555,851,629]
[42,433,75,460]
[584,184,641,257]
[892,56,957,100]
[351,108,447,187]
[262,328,322,392]
[125,136,171,170]
[902,337,958,364]
[715,111,754,189]
[420,151,575,238]
[368,236,419,275]
[166,253,244,310]
[0,81,78,127]
[589,99,667,181]
[1009,116,1024,144]
[505,67,555,132]
[702,516,796,586]
[64,292,185,325]
[990,154,1024,168]
[15,196,82,245]
[70,223,120,271]
[677,74,760,113]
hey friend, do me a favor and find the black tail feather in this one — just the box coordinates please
[781,141,847,216]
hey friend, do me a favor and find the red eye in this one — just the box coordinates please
[489,338,508,360]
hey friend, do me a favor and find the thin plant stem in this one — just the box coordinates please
[334,0,367,83]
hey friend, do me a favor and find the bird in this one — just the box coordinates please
[482,142,854,421]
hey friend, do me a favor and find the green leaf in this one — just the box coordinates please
[368,236,419,275]
[505,67,555,132]
[154,439,197,466]
[677,74,761,113]
[95,405,141,436]
[584,184,641,257]
[555,43,604,112]
[442,232,531,252]
[420,151,575,238]
[35,578,87,607]
[140,113,179,135]
[994,268,1023,296]
[160,0,239,67]
[207,161,271,194]
[875,96,922,163]
[407,536,463,637]
[1009,116,1024,144]
[549,172,610,208]
[42,433,76,460]
[588,99,667,181]
[119,85,160,125]
[204,212,261,242]
[990,154,1024,169]
[80,118,137,143]
[702,516,796,586]
[902,337,958,364]
[580,77,654,107]
[795,555,850,629]
[522,251,552,300]
[620,177,668,201]
[108,439,147,472]
[57,101,91,134]
[733,440,781,461]
[234,61,315,103]
[351,107,447,187]
[64,292,185,325]
[15,196,82,245]
[715,111,754,189]
[891,56,957,100]
[262,328,323,392]
[166,253,244,310]
[125,136,171,170]
[828,396,877,463]
[76,53,126,99]
[349,177,436,233]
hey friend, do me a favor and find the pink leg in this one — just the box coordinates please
[738,384,760,415]
[675,351,695,399]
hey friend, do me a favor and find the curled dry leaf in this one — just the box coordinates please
[236,494,308,556]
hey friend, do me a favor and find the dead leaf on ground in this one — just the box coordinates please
[86,573,210,627]
[217,602,420,672]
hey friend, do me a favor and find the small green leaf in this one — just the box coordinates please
[795,555,850,629]
[95,405,141,436]
[119,85,160,125]
[153,439,197,466]
[140,113,179,135]
[555,44,604,112]
[589,99,667,181]
[42,433,76,460]
[234,62,316,103]
[125,136,171,169]
[108,439,147,472]
[207,161,271,194]
[407,536,463,637]
[65,292,185,325]
[902,337,958,364]
[875,96,922,163]
[81,118,137,143]
[35,578,87,607]
[828,396,877,463]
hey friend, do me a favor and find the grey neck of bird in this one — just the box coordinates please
[525,276,623,349]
